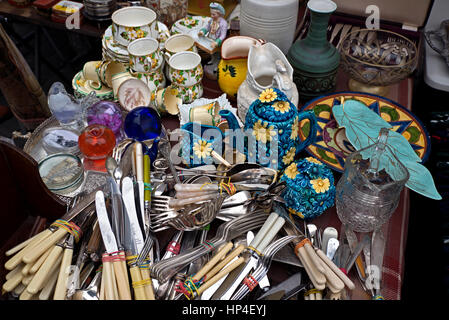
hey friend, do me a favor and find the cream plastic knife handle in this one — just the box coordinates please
[53,247,74,300]
[129,265,147,300]
[23,228,67,264]
[2,264,25,292]
[6,263,23,281]
[102,257,115,300]
[5,229,53,270]
[38,254,63,300]
[5,229,48,257]
[139,268,155,300]
[304,242,325,274]
[29,247,52,274]
[295,245,326,290]
[135,142,144,182]
[205,244,245,281]
[315,248,355,290]
[193,242,233,281]
[256,215,286,253]
[250,212,279,250]
[27,245,63,294]
[169,194,219,207]
[174,183,219,192]
[198,257,245,296]
[112,251,132,300]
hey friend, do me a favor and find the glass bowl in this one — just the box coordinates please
[338,29,418,96]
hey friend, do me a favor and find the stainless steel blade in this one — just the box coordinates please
[109,177,125,250]
[95,191,118,254]
[219,255,258,300]
[122,177,145,255]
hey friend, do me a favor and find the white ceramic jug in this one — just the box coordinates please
[236,42,299,122]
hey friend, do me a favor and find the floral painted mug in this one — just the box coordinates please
[164,34,198,63]
[170,83,204,104]
[167,51,203,87]
[128,37,163,73]
[111,6,156,47]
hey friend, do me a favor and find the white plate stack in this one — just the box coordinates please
[239,0,299,54]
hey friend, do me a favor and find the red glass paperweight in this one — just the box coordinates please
[78,124,116,172]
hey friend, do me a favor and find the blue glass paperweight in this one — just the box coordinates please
[124,106,162,141]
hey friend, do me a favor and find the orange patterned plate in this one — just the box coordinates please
[298,92,431,172]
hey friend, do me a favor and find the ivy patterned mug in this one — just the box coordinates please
[128,37,163,73]
[167,51,203,88]
[111,6,156,47]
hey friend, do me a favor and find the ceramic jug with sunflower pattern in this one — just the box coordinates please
[244,88,317,170]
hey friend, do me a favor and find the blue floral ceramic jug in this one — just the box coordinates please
[243,88,317,170]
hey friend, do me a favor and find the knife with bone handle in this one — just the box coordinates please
[95,190,132,300]
[218,212,286,300]
[12,190,98,268]
[122,176,154,300]
[179,242,247,300]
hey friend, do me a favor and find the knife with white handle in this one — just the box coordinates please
[95,191,131,300]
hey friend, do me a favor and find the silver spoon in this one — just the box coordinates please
[72,271,101,300]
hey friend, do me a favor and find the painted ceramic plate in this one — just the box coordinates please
[72,71,113,100]
[298,92,431,172]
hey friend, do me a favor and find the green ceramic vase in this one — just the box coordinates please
[287,0,340,100]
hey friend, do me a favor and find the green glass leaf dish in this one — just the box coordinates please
[334,99,441,200]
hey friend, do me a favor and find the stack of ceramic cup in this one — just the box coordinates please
[83,0,116,21]
[127,37,166,100]
[166,50,204,104]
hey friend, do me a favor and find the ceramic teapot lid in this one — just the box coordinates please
[251,88,297,123]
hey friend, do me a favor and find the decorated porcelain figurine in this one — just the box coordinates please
[197,2,228,80]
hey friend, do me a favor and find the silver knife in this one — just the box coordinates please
[95,191,118,254]
[122,176,145,255]
[109,177,125,250]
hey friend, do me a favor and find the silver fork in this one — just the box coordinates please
[150,211,269,283]
[230,235,299,300]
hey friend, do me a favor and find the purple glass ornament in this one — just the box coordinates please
[86,101,124,141]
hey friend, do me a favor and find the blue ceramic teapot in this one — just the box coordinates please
[242,88,317,170]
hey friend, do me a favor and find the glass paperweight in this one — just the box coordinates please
[124,106,162,141]
[38,153,84,195]
[42,126,80,155]
[78,124,116,172]
[86,101,125,142]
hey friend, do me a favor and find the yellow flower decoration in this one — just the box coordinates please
[310,178,330,194]
[288,207,304,219]
[259,88,277,103]
[137,29,145,38]
[284,162,299,179]
[282,147,296,165]
[193,140,212,159]
[252,120,277,143]
[273,101,290,113]
[306,157,322,165]
[290,116,299,140]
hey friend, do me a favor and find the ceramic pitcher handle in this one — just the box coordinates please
[296,110,318,152]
